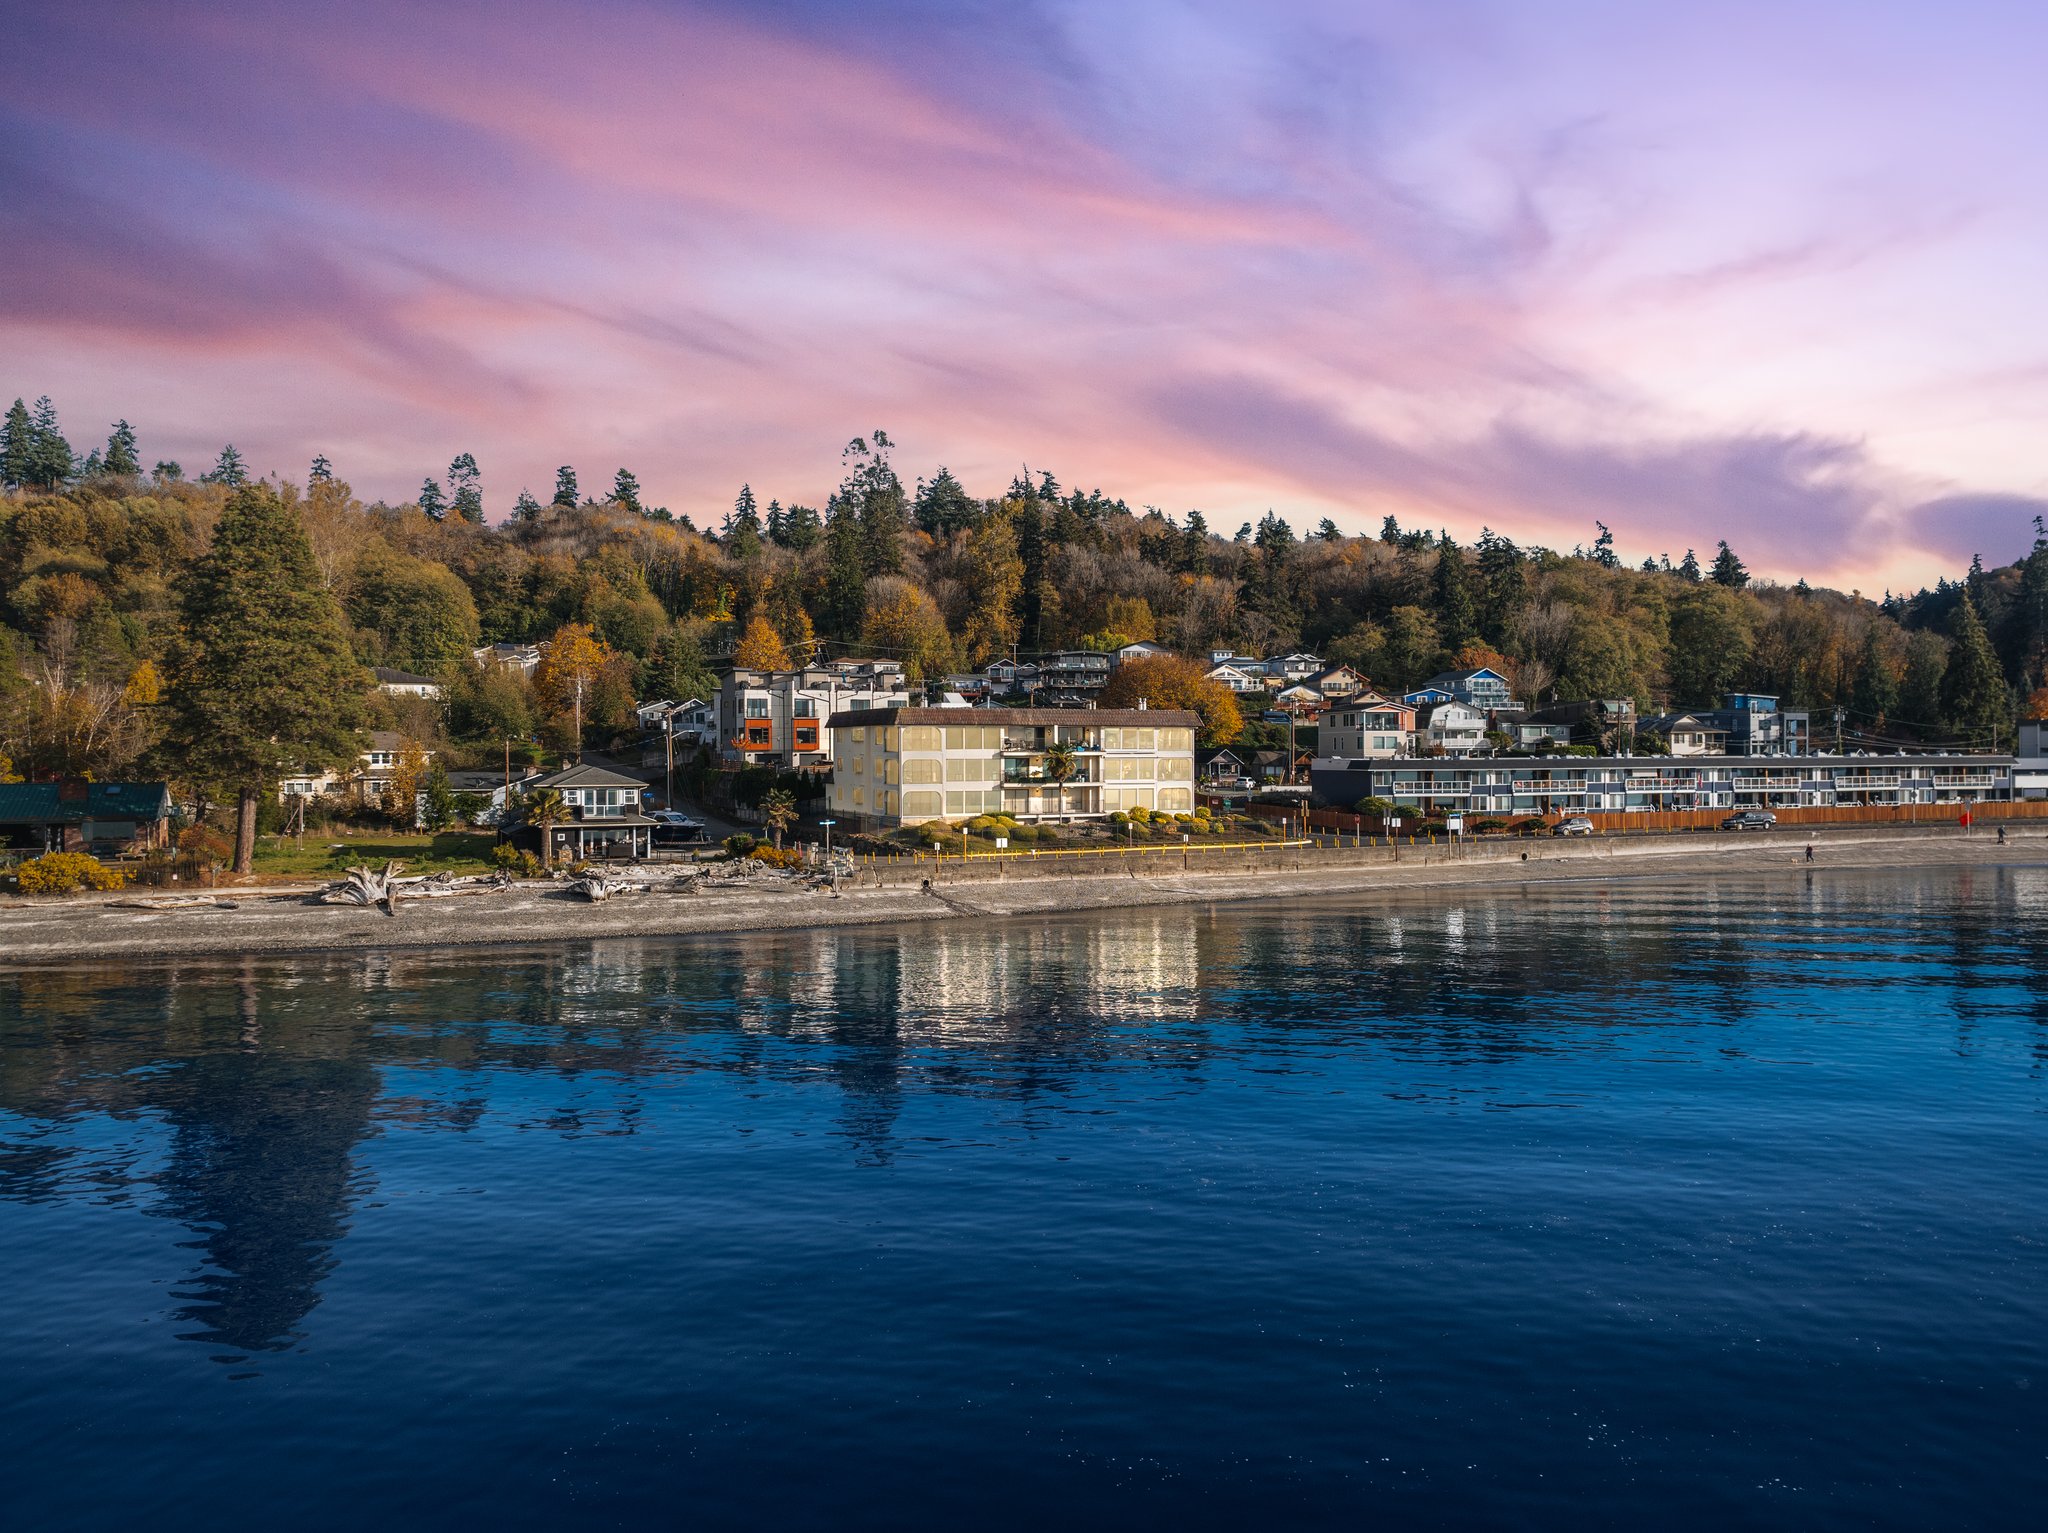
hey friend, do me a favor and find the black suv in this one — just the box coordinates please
[1720,810,1778,831]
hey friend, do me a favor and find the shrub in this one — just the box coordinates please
[723,832,758,858]
[1007,824,1038,843]
[15,852,130,895]
[750,844,805,869]
[491,843,543,878]
[1193,806,1211,820]
[1471,817,1511,834]
[967,815,998,833]
[1127,806,1152,823]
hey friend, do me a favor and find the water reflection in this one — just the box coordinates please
[3,865,2046,1362]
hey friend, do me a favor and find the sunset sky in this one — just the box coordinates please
[4,0,2044,589]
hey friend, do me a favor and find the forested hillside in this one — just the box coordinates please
[3,398,2045,787]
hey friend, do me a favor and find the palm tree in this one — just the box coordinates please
[1042,741,1081,813]
[523,787,568,869]
[761,787,798,850]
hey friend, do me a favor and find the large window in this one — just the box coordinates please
[902,790,943,817]
[904,758,943,784]
[946,756,994,781]
[1157,787,1193,812]
[901,726,942,750]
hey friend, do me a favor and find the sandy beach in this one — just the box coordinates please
[2,824,2041,968]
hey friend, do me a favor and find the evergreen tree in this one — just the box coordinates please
[0,399,33,487]
[103,420,139,477]
[611,468,643,515]
[1434,534,1478,649]
[417,477,448,521]
[1380,515,1402,544]
[780,502,822,551]
[1711,541,1749,588]
[552,465,579,509]
[512,488,542,522]
[1474,529,1526,645]
[309,454,334,484]
[448,453,484,523]
[81,448,104,476]
[164,483,367,872]
[1898,631,1948,739]
[913,466,979,538]
[1179,509,1209,574]
[1678,549,1702,582]
[725,484,763,560]
[821,495,868,639]
[1316,518,1342,541]
[1941,594,2010,745]
[765,499,787,546]
[155,460,183,481]
[837,432,906,576]
[26,397,73,487]
[2003,517,2048,693]
[203,444,249,487]
[1591,521,1620,569]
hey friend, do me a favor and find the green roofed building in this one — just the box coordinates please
[0,781,175,857]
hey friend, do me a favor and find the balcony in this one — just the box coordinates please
[1002,769,1097,786]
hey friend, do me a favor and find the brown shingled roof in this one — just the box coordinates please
[824,706,1201,730]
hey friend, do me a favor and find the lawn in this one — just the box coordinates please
[251,831,499,880]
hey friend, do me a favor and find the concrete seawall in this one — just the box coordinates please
[1,824,2042,968]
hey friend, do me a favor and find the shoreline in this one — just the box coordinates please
[2,826,2043,969]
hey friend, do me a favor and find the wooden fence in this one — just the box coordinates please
[1258,799,2048,837]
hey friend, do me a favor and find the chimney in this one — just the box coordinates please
[1137,696,1148,710]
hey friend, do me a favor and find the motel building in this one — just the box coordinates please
[1309,752,2020,818]
[824,706,1200,830]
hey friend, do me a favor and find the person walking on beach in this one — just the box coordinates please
[1997,826,2006,845]
[1805,842,1815,863]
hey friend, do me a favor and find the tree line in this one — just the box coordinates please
[3,397,2045,857]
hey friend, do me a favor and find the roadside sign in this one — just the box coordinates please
[1445,815,1465,834]
[994,837,1008,848]
[1388,817,1403,830]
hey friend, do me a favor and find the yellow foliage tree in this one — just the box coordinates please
[0,750,19,784]
[734,614,792,671]
[961,511,1022,665]
[385,738,432,826]
[535,623,615,752]
[861,580,955,681]
[1097,653,1244,746]
[121,659,163,706]
[785,609,819,668]
[1103,595,1157,643]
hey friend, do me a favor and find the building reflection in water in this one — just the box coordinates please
[3,868,2043,1361]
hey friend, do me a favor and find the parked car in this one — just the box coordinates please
[647,809,707,844]
[1553,816,1595,836]
[1720,810,1778,831]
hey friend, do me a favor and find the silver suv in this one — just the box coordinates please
[1552,816,1595,836]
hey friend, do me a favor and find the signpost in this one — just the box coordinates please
[818,818,837,874]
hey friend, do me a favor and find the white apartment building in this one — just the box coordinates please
[824,707,1200,828]
[720,661,910,771]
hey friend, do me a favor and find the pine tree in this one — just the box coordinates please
[512,488,542,522]
[103,420,139,477]
[780,502,822,551]
[1434,534,1478,649]
[1941,594,2010,745]
[0,399,33,487]
[81,448,104,475]
[1179,509,1209,574]
[27,397,73,487]
[552,465,579,509]
[203,445,249,487]
[1591,522,1620,569]
[1380,515,1402,544]
[725,484,763,560]
[155,460,183,481]
[1316,518,1342,541]
[1476,529,1526,644]
[417,477,447,521]
[611,468,642,515]
[1898,631,1948,739]
[309,454,334,484]
[765,499,787,546]
[821,495,868,639]
[1711,541,1749,588]
[913,466,979,537]
[838,433,906,576]
[1677,549,1701,582]
[164,483,367,872]
[448,453,484,523]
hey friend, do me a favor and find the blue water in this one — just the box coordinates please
[3,866,2045,1528]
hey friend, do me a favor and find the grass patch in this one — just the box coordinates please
[252,831,498,879]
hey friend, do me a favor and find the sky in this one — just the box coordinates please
[3,0,2045,591]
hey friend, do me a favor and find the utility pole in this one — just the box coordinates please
[664,712,675,810]
[573,674,584,764]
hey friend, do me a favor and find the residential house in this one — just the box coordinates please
[1416,700,1487,756]
[1318,698,1417,760]
[1203,660,1266,696]
[278,732,435,806]
[1637,712,1731,756]
[2017,720,2047,800]
[373,666,444,699]
[0,781,174,856]
[1112,640,1175,665]
[1029,651,1113,705]
[1303,664,1371,702]
[472,642,542,676]
[1415,667,1518,714]
[505,762,655,860]
[1527,698,1641,751]
[824,706,1199,829]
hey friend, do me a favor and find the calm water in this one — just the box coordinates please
[3,867,2045,1529]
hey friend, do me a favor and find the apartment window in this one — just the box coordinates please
[745,723,772,747]
[904,758,942,784]
[885,759,899,785]
[1160,728,1192,753]
[795,726,818,749]
[903,790,942,817]
[901,726,941,750]
[946,757,993,782]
